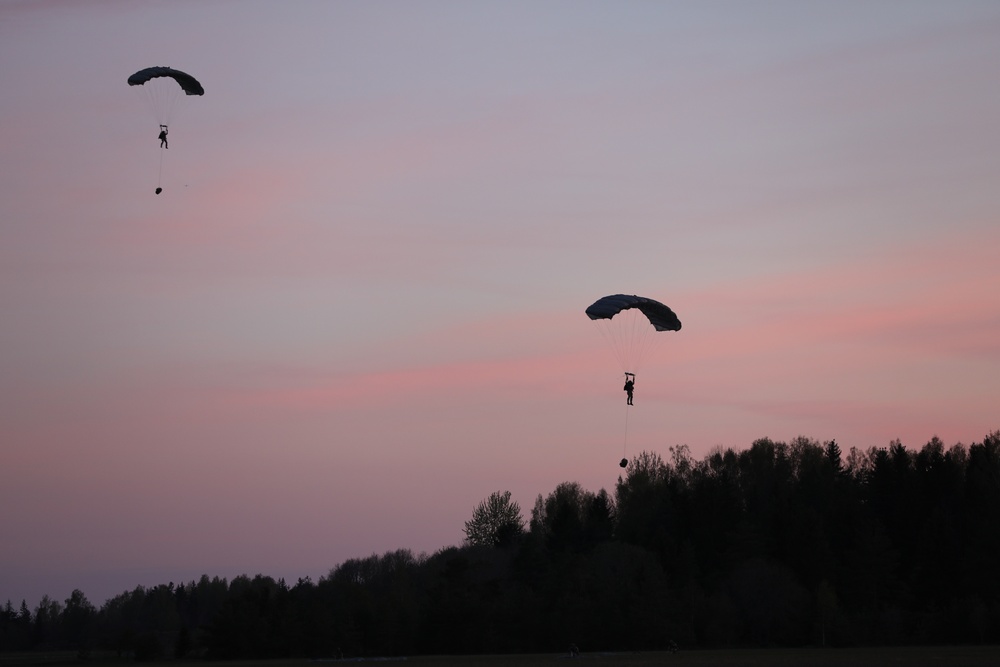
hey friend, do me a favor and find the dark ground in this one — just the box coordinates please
[3,646,1000,667]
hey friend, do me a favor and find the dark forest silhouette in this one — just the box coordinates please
[3,432,999,659]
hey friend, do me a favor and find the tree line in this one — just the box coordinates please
[3,432,999,659]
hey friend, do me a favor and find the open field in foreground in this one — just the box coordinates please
[0,646,1000,667]
[3,647,1000,667]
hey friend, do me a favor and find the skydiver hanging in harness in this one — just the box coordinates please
[623,373,635,405]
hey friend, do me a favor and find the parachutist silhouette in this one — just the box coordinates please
[129,68,203,197]
[586,294,679,468]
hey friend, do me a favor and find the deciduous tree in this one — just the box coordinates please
[464,490,525,548]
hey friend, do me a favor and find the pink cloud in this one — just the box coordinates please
[679,227,1000,360]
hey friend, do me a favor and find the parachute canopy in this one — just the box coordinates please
[586,294,680,373]
[128,66,204,128]
[586,294,681,332]
[127,67,204,96]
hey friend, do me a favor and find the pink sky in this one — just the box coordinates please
[2,0,1000,609]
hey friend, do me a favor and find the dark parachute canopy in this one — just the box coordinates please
[127,67,204,96]
[127,66,204,127]
[586,294,681,332]
[585,294,681,374]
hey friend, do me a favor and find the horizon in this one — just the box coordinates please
[6,430,994,612]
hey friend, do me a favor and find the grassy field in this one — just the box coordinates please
[3,647,999,667]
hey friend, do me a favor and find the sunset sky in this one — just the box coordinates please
[3,0,999,610]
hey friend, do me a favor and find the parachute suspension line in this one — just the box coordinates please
[134,77,185,127]
[627,309,656,372]
[592,319,623,370]
[592,308,659,374]
[157,143,164,188]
